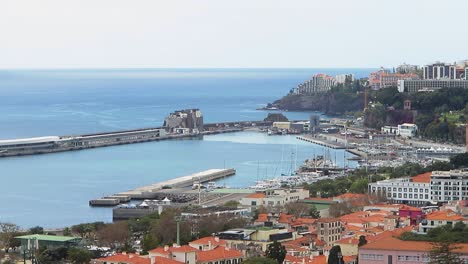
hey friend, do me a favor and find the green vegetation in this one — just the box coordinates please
[243,257,278,264]
[368,87,468,143]
[272,80,365,115]
[399,222,468,243]
[327,245,343,264]
[265,241,286,264]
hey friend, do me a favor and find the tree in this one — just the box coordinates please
[62,227,72,236]
[141,233,159,254]
[309,205,320,219]
[265,241,286,264]
[0,222,20,253]
[96,221,130,248]
[450,153,468,169]
[243,257,278,264]
[68,248,92,264]
[328,245,343,264]
[358,235,367,247]
[224,200,240,208]
[429,241,463,264]
[285,202,309,217]
[349,179,368,194]
[29,226,44,234]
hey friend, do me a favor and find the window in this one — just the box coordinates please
[251,201,256,206]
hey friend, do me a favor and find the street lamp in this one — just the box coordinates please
[337,252,343,264]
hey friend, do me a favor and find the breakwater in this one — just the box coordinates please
[0,120,274,158]
[90,168,236,206]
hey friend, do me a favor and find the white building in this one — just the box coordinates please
[430,170,468,203]
[397,123,418,138]
[240,188,309,208]
[381,126,398,135]
[418,209,467,234]
[335,74,355,84]
[368,177,431,205]
[294,74,336,94]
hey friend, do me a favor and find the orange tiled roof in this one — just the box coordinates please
[399,205,422,212]
[197,246,243,262]
[284,255,327,264]
[256,213,268,222]
[153,257,185,264]
[170,245,199,253]
[361,236,468,253]
[149,245,198,255]
[278,213,295,224]
[97,253,151,264]
[190,236,226,247]
[425,209,464,221]
[335,193,367,200]
[246,193,266,198]
[335,237,359,245]
[316,217,340,223]
[412,172,432,183]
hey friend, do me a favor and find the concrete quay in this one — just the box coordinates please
[297,135,349,149]
[90,169,236,206]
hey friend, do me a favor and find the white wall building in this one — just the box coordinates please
[397,123,418,138]
[430,170,468,203]
[368,178,431,205]
[240,188,309,208]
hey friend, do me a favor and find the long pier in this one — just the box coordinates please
[89,168,236,206]
[296,135,349,149]
[0,122,262,158]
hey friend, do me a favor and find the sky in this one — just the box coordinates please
[1,0,467,69]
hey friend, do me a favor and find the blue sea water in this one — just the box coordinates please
[0,68,373,228]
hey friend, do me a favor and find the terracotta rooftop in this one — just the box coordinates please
[149,245,198,255]
[246,193,266,199]
[189,236,226,247]
[256,213,268,222]
[316,217,340,223]
[278,213,295,224]
[335,193,368,200]
[412,172,432,183]
[425,209,464,221]
[335,237,359,245]
[399,205,422,212]
[196,246,243,262]
[361,236,468,253]
[153,257,185,264]
[96,253,151,264]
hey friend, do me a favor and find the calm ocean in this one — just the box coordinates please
[0,68,372,228]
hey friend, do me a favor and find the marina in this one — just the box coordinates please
[90,168,236,205]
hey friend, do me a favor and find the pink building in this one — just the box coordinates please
[359,236,468,264]
[369,69,420,90]
[398,205,423,226]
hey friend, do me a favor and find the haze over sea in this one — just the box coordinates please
[0,68,372,228]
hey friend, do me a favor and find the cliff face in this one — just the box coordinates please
[272,92,364,115]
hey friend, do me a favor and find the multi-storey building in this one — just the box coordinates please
[368,172,431,205]
[397,123,418,138]
[423,62,457,80]
[397,79,468,92]
[369,170,468,205]
[294,74,336,94]
[163,109,204,134]
[430,169,468,203]
[418,209,467,234]
[369,69,419,90]
[316,218,342,246]
[465,67,468,80]
[240,188,309,209]
[335,74,354,84]
[359,236,468,264]
[396,63,420,74]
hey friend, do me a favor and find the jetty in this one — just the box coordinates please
[89,168,236,206]
[297,135,349,149]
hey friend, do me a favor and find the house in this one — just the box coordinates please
[316,218,342,246]
[398,205,423,226]
[148,245,198,264]
[418,209,467,234]
[196,246,243,264]
[240,189,309,209]
[16,234,81,251]
[189,236,226,251]
[334,237,359,257]
[94,253,151,264]
[359,236,468,264]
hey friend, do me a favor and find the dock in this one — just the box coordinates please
[297,135,348,149]
[90,168,236,206]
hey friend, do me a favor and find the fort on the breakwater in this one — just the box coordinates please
[0,109,272,158]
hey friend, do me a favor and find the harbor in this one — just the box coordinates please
[90,168,236,205]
